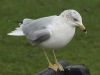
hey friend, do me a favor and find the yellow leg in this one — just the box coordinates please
[43,48,52,65]
[43,49,58,71]
[53,49,64,71]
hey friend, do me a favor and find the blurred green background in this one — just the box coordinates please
[0,0,100,75]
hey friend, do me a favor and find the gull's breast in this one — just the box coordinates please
[40,23,75,49]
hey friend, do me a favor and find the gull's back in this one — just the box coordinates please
[22,16,58,35]
[21,16,62,44]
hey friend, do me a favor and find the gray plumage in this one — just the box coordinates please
[22,16,57,44]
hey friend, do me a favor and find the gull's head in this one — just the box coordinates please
[60,9,87,33]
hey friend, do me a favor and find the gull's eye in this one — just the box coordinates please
[73,18,78,21]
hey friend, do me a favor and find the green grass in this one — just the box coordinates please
[0,0,100,75]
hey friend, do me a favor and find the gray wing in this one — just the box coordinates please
[21,16,57,44]
[28,29,50,44]
[22,16,57,34]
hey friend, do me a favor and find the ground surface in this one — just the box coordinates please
[0,0,100,75]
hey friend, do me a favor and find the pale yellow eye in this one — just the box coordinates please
[73,18,78,21]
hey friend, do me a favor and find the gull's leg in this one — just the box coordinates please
[52,49,64,71]
[43,48,58,71]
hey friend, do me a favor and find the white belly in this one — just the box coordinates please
[40,24,75,49]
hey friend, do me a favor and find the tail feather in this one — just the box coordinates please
[8,24,25,36]
[8,18,33,36]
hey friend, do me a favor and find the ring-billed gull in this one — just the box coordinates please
[8,9,87,71]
